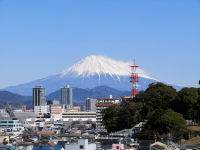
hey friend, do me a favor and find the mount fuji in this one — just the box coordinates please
[3,55,180,96]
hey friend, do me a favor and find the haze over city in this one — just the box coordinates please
[0,0,200,89]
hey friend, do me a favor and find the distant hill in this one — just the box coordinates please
[0,91,32,107]
[47,85,130,105]
[0,86,130,106]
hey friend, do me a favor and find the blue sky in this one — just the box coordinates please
[0,0,200,89]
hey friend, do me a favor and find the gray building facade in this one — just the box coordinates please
[33,86,46,107]
[61,85,73,106]
[86,98,96,112]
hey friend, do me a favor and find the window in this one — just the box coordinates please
[116,146,120,149]
[1,121,7,123]
[80,145,84,149]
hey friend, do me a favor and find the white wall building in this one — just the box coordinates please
[65,139,96,150]
[34,105,49,116]
[0,120,24,135]
[96,95,120,131]
[62,112,96,121]
[50,105,65,118]
[0,109,5,113]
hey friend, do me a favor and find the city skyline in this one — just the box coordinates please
[0,0,200,89]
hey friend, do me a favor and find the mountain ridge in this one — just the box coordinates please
[2,55,182,95]
[0,91,32,107]
[0,86,131,106]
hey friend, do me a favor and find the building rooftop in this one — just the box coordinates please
[36,131,55,135]
[97,98,120,100]
[32,145,63,150]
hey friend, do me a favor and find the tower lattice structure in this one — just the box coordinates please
[130,59,139,97]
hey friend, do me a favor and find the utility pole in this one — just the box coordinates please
[167,133,170,148]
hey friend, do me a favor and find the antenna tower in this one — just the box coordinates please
[130,59,139,97]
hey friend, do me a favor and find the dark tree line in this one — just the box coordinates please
[102,82,200,141]
[102,102,143,133]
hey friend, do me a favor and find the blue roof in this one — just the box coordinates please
[0,144,16,150]
[32,145,63,150]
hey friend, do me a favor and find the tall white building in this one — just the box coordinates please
[61,85,73,107]
[86,98,96,112]
[96,95,120,131]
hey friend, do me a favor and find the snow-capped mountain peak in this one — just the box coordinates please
[4,55,183,96]
[60,55,153,79]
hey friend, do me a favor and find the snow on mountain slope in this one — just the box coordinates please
[3,55,170,96]
[60,55,153,79]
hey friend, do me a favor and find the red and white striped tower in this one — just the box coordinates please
[130,59,139,97]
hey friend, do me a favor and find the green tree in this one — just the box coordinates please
[102,102,143,133]
[138,82,177,119]
[143,109,186,141]
[118,102,143,130]
[194,92,200,123]
[102,105,120,133]
[145,83,177,109]
[173,87,199,120]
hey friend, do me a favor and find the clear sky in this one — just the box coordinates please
[0,0,200,89]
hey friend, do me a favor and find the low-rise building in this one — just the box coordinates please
[150,141,179,150]
[0,119,24,135]
[111,143,135,150]
[34,119,45,128]
[62,112,96,121]
[13,142,34,150]
[50,105,65,118]
[33,145,64,150]
[0,144,16,150]
[34,105,49,116]
[65,139,96,150]
[14,111,35,123]
[18,105,27,111]
[121,96,133,103]
[0,109,5,113]
[67,105,80,112]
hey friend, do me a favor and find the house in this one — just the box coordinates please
[0,120,24,135]
[33,145,64,150]
[36,131,55,135]
[0,134,10,143]
[13,142,34,150]
[111,143,135,150]
[65,139,96,150]
[150,142,168,150]
[150,141,180,150]
[34,120,45,129]
[180,145,200,150]
[0,144,16,150]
